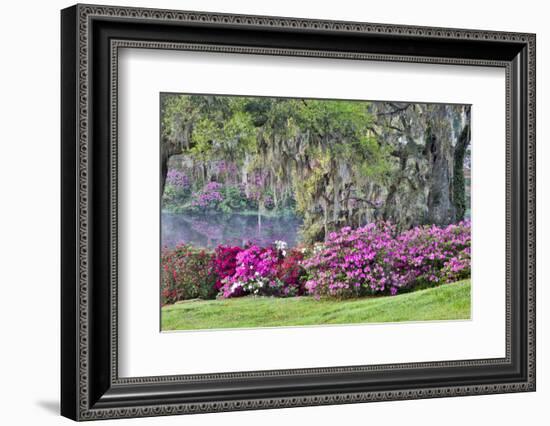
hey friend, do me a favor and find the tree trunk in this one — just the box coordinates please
[273,181,279,209]
[242,154,250,197]
[383,153,406,223]
[426,118,455,226]
[160,150,170,197]
[322,198,329,241]
[452,120,470,221]
[332,162,340,225]
[160,141,184,198]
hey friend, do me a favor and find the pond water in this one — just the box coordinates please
[161,212,303,249]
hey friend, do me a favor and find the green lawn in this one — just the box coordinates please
[161,279,471,331]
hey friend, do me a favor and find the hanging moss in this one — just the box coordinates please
[453,123,470,221]
[161,94,470,237]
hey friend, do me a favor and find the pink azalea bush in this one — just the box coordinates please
[166,169,190,189]
[302,220,471,299]
[191,181,224,208]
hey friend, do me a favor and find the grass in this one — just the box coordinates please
[161,279,471,331]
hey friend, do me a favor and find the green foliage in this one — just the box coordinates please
[299,219,324,245]
[219,185,254,214]
[161,94,468,239]
[190,117,220,160]
[297,99,372,137]
[162,184,191,211]
[161,94,193,144]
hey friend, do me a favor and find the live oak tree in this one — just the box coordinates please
[372,102,470,228]
[160,94,470,241]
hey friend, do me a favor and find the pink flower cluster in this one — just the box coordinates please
[303,220,471,298]
[161,221,470,304]
[166,169,189,189]
[191,181,223,208]
[217,243,305,298]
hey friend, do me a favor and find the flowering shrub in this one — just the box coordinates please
[303,221,471,299]
[218,185,253,213]
[163,169,191,209]
[212,245,242,290]
[191,181,224,209]
[161,244,218,304]
[216,241,306,298]
[276,248,306,296]
[396,220,471,287]
[218,245,280,298]
[161,221,470,304]
[441,247,471,282]
[303,222,396,298]
[189,181,262,212]
[163,172,281,214]
[166,169,190,189]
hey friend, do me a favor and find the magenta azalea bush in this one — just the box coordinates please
[303,220,471,298]
[216,241,305,298]
[160,221,470,304]
[212,245,242,291]
[218,245,279,298]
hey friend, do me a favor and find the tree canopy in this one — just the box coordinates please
[161,94,470,242]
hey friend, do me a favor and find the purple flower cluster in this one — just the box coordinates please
[166,169,189,189]
[303,220,471,298]
[191,181,224,208]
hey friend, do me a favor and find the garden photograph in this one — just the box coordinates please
[160,93,472,331]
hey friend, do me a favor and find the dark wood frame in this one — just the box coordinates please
[61,4,536,421]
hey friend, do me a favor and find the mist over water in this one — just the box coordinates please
[161,212,302,249]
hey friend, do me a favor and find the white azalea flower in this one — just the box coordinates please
[274,240,288,251]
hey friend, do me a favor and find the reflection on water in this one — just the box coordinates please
[161,212,302,249]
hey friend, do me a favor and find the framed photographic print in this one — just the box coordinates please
[61,4,536,421]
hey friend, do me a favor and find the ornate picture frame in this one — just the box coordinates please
[61,4,535,421]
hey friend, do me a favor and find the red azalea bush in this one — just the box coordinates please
[276,248,306,296]
[161,244,218,304]
[212,245,242,290]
